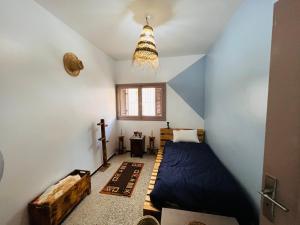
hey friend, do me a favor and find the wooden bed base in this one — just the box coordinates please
[143,128,205,220]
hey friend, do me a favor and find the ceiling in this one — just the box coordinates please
[35,0,242,60]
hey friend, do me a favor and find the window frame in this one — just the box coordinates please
[116,82,166,121]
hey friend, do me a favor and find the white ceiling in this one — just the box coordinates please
[35,0,242,60]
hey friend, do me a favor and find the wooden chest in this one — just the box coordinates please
[28,170,91,225]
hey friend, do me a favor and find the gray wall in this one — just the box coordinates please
[204,0,275,208]
[168,57,206,117]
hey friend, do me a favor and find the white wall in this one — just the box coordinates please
[0,0,117,224]
[115,55,205,148]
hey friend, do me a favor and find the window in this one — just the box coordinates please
[116,83,166,121]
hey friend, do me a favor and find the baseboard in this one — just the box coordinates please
[91,153,116,176]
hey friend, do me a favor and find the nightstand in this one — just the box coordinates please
[161,208,238,225]
[130,135,145,158]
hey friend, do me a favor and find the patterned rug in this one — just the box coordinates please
[100,162,144,197]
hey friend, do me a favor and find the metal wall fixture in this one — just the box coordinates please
[0,150,4,182]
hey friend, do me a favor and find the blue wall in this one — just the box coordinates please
[204,0,274,208]
[168,57,206,117]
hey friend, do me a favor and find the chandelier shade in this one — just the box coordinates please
[132,22,159,69]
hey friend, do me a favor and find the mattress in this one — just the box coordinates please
[150,141,257,225]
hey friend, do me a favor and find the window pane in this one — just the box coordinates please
[127,88,139,116]
[155,87,163,117]
[142,88,156,116]
[119,88,138,116]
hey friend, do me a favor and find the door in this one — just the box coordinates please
[260,0,300,225]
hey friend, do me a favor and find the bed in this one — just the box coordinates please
[143,128,204,217]
[143,128,256,225]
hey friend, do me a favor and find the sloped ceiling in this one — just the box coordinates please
[35,0,242,59]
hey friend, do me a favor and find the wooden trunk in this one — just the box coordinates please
[28,170,91,225]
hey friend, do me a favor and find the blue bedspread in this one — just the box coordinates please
[150,141,257,225]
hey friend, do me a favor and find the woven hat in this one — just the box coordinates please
[63,52,84,76]
[188,221,206,225]
[135,215,159,225]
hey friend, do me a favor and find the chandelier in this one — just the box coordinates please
[132,16,159,69]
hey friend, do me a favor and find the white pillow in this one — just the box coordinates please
[173,130,200,143]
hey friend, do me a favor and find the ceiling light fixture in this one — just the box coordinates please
[132,15,159,69]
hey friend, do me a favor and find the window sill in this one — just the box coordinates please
[117,116,166,121]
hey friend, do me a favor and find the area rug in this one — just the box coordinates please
[100,162,144,197]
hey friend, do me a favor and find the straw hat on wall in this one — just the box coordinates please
[63,52,84,76]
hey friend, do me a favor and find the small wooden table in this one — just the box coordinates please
[161,208,238,225]
[130,135,145,158]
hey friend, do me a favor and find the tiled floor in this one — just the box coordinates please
[63,152,155,225]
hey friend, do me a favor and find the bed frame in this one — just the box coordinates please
[143,128,205,220]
